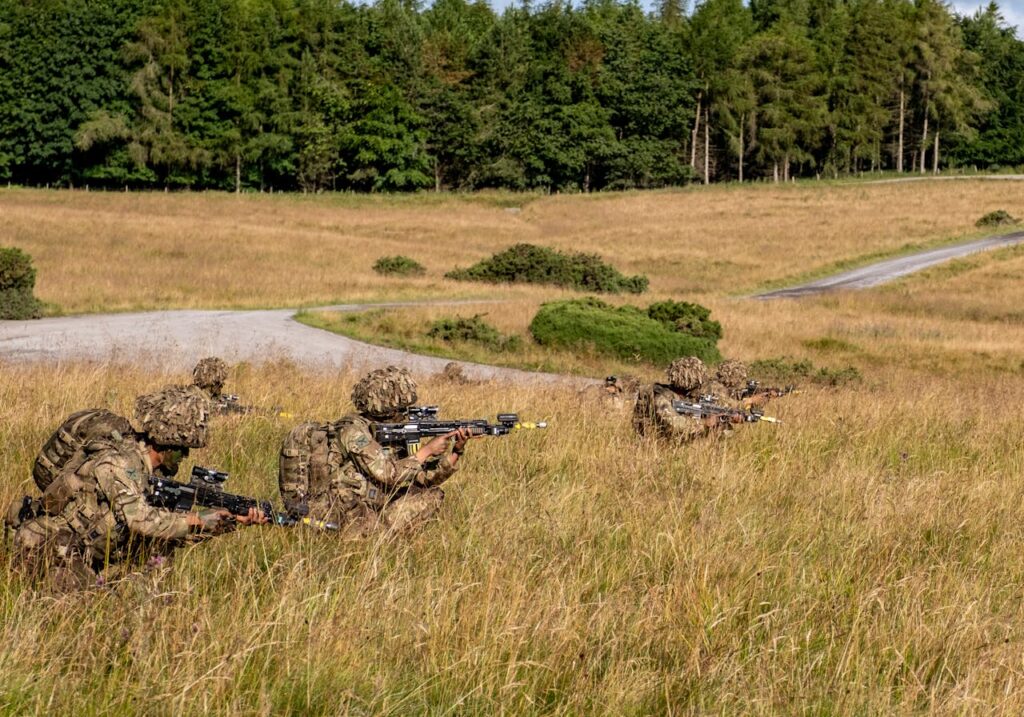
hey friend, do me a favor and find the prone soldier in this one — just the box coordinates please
[278,366,475,538]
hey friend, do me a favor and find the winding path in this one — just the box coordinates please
[0,303,574,382]
[756,230,1024,299]
[3,230,1023,372]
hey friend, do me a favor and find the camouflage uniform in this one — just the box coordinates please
[9,386,213,590]
[278,366,456,537]
[633,357,722,443]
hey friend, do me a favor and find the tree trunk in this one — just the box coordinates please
[783,154,790,182]
[932,130,940,174]
[773,161,779,183]
[691,91,703,170]
[703,108,710,184]
[897,85,905,173]
[434,158,441,192]
[235,153,241,194]
[919,112,929,174]
[738,116,745,183]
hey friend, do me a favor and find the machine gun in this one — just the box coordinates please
[147,466,338,530]
[372,413,547,454]
[212,395,293,419]
[671,400,779,424]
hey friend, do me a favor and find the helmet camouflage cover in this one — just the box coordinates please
[134,385,210,448]
[192,357,228,396]
[715,359,749,390]
[665,356,707,392]
[351,366,418,418]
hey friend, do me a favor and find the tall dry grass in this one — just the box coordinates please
[2,359,1024,713]
[3,182,1023,313]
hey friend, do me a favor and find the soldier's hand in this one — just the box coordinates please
[188,509,235,534]
[235,507,270,526]
[416,431,458,462]
[452,427,477,454]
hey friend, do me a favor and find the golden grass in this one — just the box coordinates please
[4,181,1024,313]
[5,182,1024,711]
[2,356,1024,713]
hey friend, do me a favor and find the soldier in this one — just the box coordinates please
[633,357,743,443]
[8,386,266,591]
[708,359,785,410]
[278,366,474,537]
[192,357,229,400]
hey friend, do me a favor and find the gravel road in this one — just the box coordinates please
[0,303,578,383]
[756,231,1024,299]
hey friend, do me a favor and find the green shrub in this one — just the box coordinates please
[0,247,42,320]
[749,356,861,386]
[373,255,426,277]
[646,300,723,341]
[975,210,1020,228]
[427,314,522,352]
[446,244,648,294]
[529,298,720,365]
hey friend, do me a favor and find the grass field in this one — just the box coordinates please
[3,182,1024,713]
[3,180,1023,314]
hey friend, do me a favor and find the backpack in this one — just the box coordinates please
[33,409,133,492]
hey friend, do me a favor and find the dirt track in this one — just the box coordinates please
[0,304,574,383]
[756,231,1024,299]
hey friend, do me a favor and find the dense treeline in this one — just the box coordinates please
[0,0,1022,191]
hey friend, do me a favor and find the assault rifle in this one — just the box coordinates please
[212,395,294,419]
[147,466,338,531]
[372,413,548,454]
[671,400,779,424]
[739,381,796,400]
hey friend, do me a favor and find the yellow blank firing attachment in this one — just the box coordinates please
[758,416,780,424]
[514,421,548,430]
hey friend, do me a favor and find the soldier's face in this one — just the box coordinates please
[156,447,190,477]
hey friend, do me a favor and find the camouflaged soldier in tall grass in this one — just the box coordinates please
[278,366,474,537]
[8,386,265,591]
[633,357,740,442]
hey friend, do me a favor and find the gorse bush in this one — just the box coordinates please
[0,247,42,320]
[646,300,723,341]
[529,297,721,365]
[975,210,1020,228]
[373,255,426,277]
[446,244,648,294]
[427,314,522,352]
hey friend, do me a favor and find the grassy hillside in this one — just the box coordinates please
[3,182,1024,712]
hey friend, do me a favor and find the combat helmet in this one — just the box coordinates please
[715,359,749,391]
[134,385,210,448]
[192,357,228,397]
[351,366,417,419]
[666,356,707,392]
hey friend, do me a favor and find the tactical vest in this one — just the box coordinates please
[33,409,133,492]
[33,441,127,562]
[278,418,388,523]
[632,383,677,437]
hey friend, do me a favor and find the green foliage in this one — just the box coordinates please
[529,298,721,365]
[750,356,861,386]
[373,255,426,277]
[975,209,1020,227]
[0,0,1022,188]
[446,244,648,294]
[646,300,723,341]
[0,247,42,319]
[426,314,521,351]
